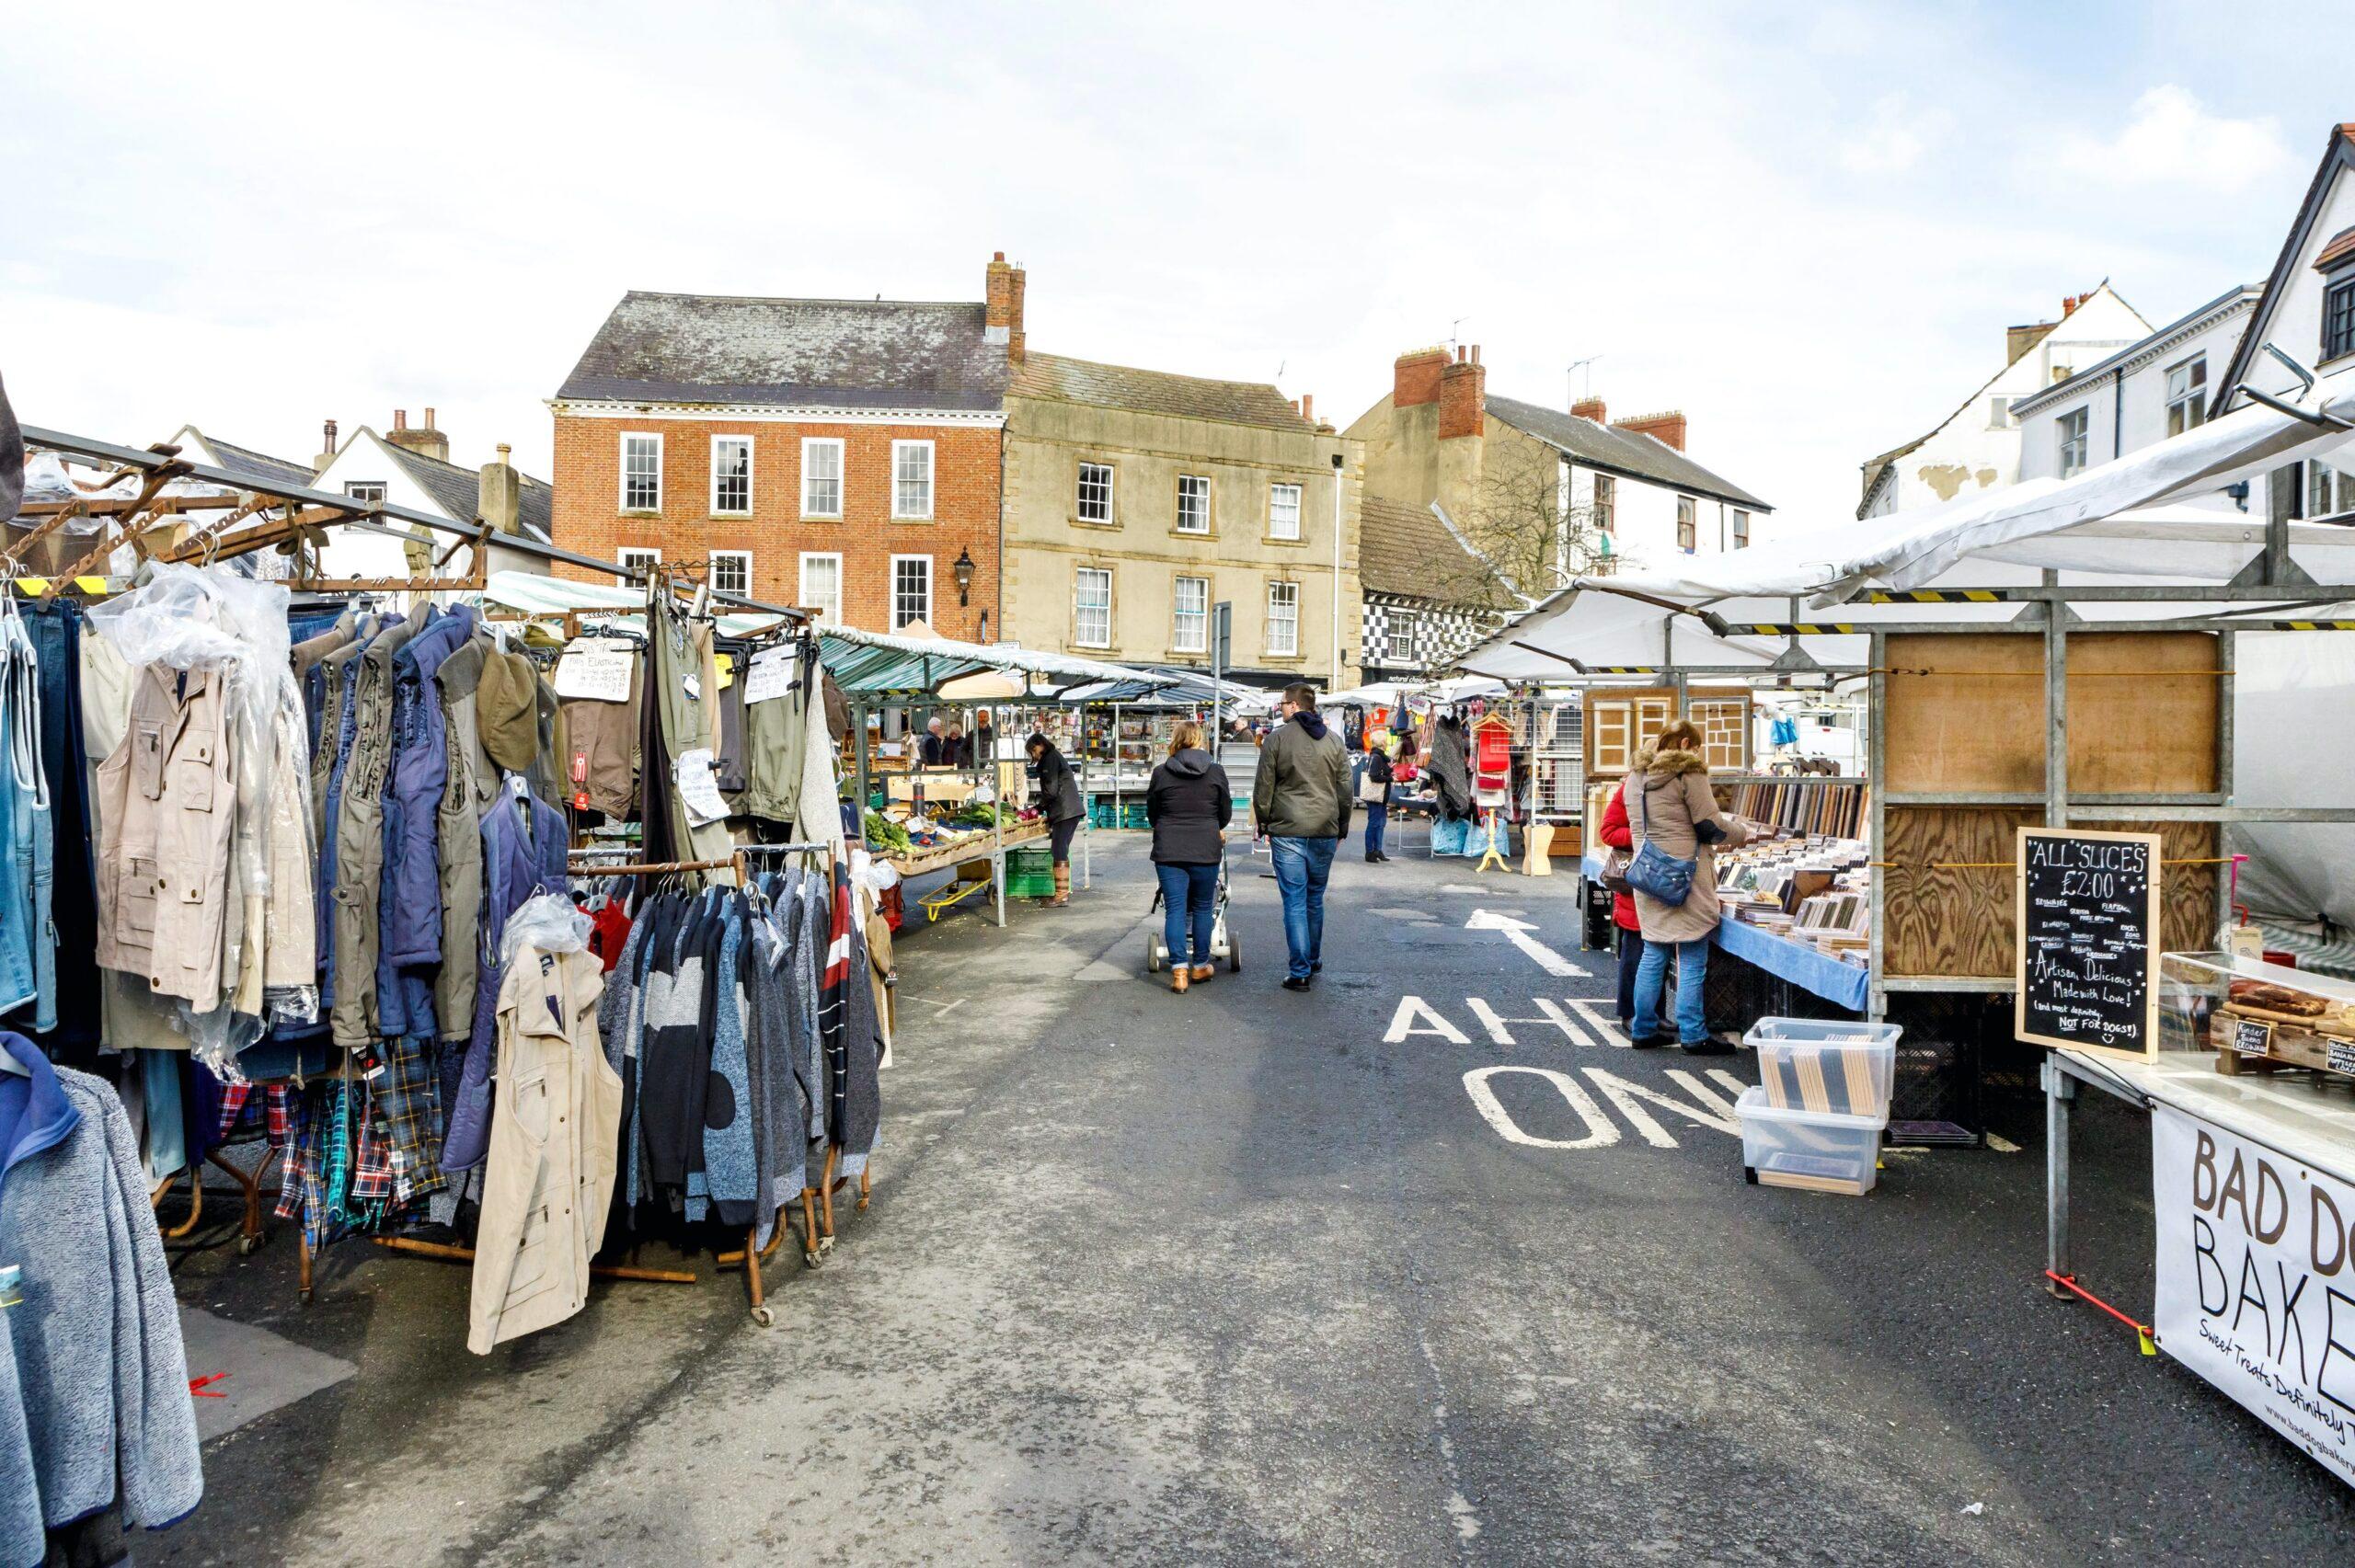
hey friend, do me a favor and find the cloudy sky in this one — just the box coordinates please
[5,1,2350,532]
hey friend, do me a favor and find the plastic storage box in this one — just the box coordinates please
[1736,1086,1883,1196]
[1006,845,1056,898]
[1743,1017,1901,1120]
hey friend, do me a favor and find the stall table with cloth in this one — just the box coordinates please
[1579,848,1869,1014]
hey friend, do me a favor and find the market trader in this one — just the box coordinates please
[1025,732,1087,909]
[1253,682,1351,991]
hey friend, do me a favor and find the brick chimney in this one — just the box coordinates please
[314,418,339,474]
[1570,396,1607,424]
[1438,345,1486,440]
[386,406,450,464]
[1612,409,1687,452]
[1394,347,1446,408]
[1300,393,1314,425]
[985,251,1026,361]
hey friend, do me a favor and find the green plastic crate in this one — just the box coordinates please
[1005,845,1055,896]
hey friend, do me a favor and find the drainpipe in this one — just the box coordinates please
[1329,451,1344,687]
[2113,370,2123,461]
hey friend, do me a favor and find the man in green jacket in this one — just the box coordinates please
[1252,682,1352,990]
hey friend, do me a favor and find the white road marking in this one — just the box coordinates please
[1568,999,1631,1047]
[1703,1068,1750,1100]
[1581,1067,1742,1146]
[1465,997,1596,1047]
[1462,1066,1620,1148]
[1384,995,1472,1046]
[1464,910,1588,978]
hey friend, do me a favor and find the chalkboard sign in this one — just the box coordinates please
[2015,827,2163,1060]
[2233,1018,2276,1058]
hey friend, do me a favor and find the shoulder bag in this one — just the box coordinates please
[1625,770,1697,908]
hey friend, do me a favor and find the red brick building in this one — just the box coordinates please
[548,258,1019,637]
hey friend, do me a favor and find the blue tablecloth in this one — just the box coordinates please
[1712,913,1870,1013]
[1581,847,1868,1012]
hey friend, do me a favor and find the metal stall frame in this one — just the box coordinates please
[1479,568,2355,1023]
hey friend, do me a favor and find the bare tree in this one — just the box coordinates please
[1424,441,1627,625]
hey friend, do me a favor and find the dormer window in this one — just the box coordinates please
[2311,224,2355,362]
[2326,275,2355,362]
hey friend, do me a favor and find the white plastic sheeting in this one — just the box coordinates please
[1322,676,1508,707]
[1570,361,2355,606]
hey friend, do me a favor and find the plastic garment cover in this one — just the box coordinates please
[500,892,591,968]
[87,565,316,1075]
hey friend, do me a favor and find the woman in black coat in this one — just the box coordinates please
[1146,721,1232,991]
[1027,733,1087,907]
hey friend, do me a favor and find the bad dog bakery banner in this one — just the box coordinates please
[2153,1102,2355,1487]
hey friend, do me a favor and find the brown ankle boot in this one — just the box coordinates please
[1046,864,1071,907]
[1190,964,1215,983]
[1171,967,1189,993]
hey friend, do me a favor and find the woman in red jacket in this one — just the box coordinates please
[1597,779,1649,1042]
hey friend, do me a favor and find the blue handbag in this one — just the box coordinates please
[1626,770,1698,907]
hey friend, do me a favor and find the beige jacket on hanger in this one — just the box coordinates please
[95,664,237,1012]
[468,942,624,1355]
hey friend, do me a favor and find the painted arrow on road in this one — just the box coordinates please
[1465,910,1588,978]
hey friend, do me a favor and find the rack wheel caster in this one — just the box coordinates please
[237,1233,263,1256]
[1743,1167,1758,1185]
[750,1305,775,1328]
[299,1288,315,1306]
[1144,937,1163,973]
[803,1249,825,1269]
[817,1235,835,1258]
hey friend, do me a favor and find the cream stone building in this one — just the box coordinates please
[1001,352,1361,687]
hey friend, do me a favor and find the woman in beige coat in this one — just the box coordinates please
[1627,720,1751,1050]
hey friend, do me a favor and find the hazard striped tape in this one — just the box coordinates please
[1863,589,2005,603]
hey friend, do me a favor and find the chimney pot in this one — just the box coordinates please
[1455,345,1466,363]
[1470,345,1481,365]
[323,418,337,449]
[394,408,407,430]
[423,406,436,429]
[993,250,1005,262]
[1301,394,1314,422]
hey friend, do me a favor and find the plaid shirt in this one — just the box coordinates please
[217,1082,293,1149]
[363,1035,446,1206]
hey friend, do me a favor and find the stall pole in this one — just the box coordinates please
[2216,629,2236,939]
[1867,631,1888,1022]
[2043,1058,2075,1299]
[854,699,872,831]
[1114,701,1123,820]
[2043,601,2069,830]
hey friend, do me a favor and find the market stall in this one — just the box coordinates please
[816,622,1228,924]
[6,427,888,1396]
[1454,360,2355,1139]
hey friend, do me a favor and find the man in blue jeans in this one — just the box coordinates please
[1251,683,1352,991]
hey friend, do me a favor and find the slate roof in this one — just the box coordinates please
[1359,495,1494,601]
[383,441,553,542]
[1010,351,1314,430]
[201,435,317,494]
[555,292,1009,411]
[1483,395,1772,512]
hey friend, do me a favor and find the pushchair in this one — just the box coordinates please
[1145,852,1242,974]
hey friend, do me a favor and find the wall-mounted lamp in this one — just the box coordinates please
[954,546,976,606]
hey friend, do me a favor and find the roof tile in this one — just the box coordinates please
[1009,351,1313,430]
[556,292,1008,412]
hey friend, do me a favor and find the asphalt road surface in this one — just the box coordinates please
[161,834,2355,1565]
